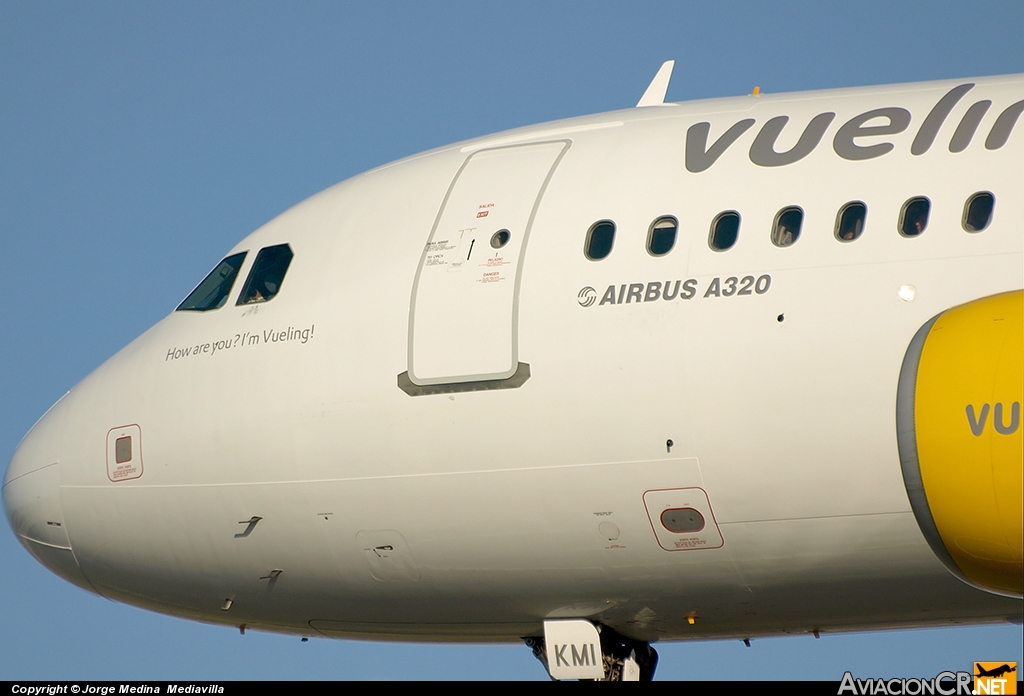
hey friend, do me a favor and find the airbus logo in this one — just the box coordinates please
[577,286,597,307]
[578,275,771,307]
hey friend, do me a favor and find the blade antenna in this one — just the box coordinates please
[636,60,675,107]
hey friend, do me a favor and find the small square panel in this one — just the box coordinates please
[106,425,143,482]
[643,487,723,551]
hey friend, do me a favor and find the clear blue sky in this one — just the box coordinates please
[2,1,1022,681]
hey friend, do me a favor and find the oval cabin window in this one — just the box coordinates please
[899,197,930,237]
[962,192,994,232]
[772,207,803,247]
[835,201,867,242]
[585,220,616,260]
[647,216,678,256]
[709,211,740,251]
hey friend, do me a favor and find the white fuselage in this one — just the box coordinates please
[5,75,1023,643]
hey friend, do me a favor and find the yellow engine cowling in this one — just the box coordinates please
[897,290,1023,598]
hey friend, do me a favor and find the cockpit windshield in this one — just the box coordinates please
[176,252,247,312]
[237,244,293,305]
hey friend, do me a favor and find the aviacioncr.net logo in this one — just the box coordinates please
[577,286,597,307]
[838,671,974,695]
[974,663,1017,695]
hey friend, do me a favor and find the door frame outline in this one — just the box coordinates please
[400,139,571,394]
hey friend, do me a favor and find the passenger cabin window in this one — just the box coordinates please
[176,252,247,312]
[709,211,740,251]
[647,216,678,256]
[835,202,866,242]
[900,197,930,237]
[772,207,803,247]
[238,244,294,304]
[585,220,616,260]
[963,192,994,232]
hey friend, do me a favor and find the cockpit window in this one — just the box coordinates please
[237,244,294,304]
[176,252,247,312]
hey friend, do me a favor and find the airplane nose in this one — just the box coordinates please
[3,394,95,592]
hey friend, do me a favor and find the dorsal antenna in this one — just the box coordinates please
[636,60,675,107]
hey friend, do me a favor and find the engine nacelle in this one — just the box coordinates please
[898,290,1022,598]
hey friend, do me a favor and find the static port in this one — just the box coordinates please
[661,508,705,533]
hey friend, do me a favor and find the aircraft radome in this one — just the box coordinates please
[4,62,1022,681]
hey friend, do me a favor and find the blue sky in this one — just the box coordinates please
[1,1,1022,681]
